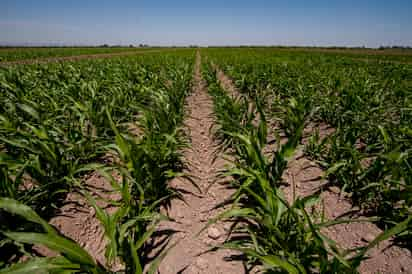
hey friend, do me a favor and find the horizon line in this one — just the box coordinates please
[1,43,412,50]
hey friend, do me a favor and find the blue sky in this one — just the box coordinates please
[0,0,411,47]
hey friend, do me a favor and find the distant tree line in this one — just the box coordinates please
[378,45,412,50]
[1,44,411,50]
[99,44,150,48]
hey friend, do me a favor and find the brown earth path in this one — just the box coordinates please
[0,49,175,67]
[157,52,245,274]
[214,66,412,274]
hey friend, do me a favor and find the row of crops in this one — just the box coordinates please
[205,47,412,64]
[201,48,411,272]
[0,47,158,62]
[0,47,411,273]
[3,47,410,64]
[0,50,195,273]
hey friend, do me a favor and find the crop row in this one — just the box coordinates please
[0,47,160,62]
[0,50,195,273]
[201,49,411,273]
[205,48,412,243]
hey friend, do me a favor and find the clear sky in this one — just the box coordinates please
[1,0,411,47]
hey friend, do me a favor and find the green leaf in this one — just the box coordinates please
[364,215,412,252]
[17,103,40,121]
[260,254,302,274]
[3,232,97,267]
[0,198,56,235]
[325,161,346,176]
[0,257,80,274]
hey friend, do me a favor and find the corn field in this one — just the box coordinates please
[0,47,411,273]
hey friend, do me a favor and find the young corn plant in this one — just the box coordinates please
[73,59,193,272]
[203,63,258,152]
[81,168,174,274]
[84,58,193,271]
[203,63,411,272]
[213,114,410,273]
[0,51,196,271]
[210,128,361,273]
[205,47,412,256]
[0,197,106,274]
[0,195,175,274]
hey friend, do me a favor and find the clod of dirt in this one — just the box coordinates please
[176,208,185,219]
[195,257,209,269]
[362,233,375,243]
[199,213,209,222]
[208,226,223,240]
[223,223,232,232]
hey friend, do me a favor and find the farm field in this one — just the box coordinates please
[234,47,412,63]
[0,47,166,63]
[0,48,411,273]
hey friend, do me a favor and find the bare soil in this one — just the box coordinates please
[157,53,245,274]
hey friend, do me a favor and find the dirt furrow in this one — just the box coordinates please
[157,53,244,274]
[213,64,239,98]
